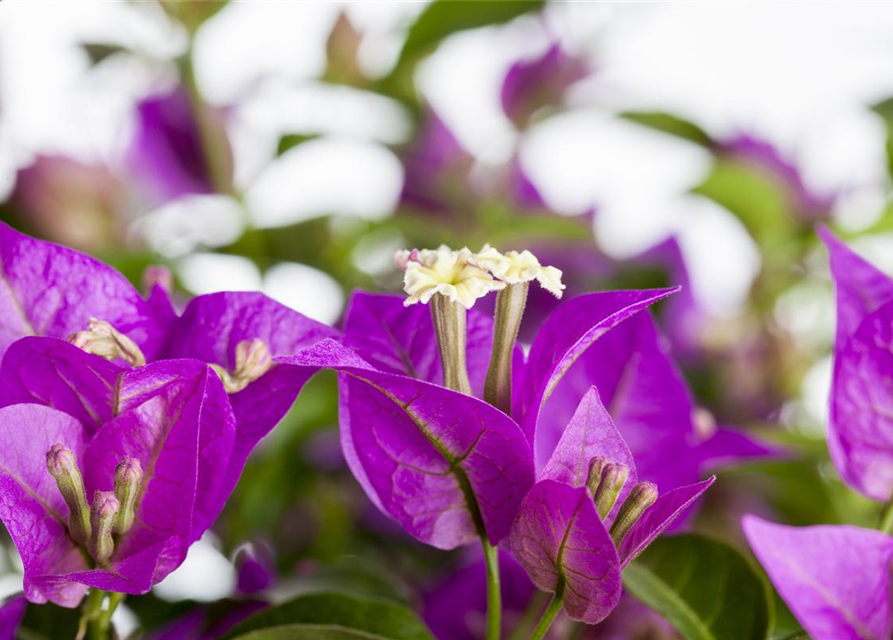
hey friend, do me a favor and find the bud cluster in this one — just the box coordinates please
[586,455,658,546]
[46,444,144,567]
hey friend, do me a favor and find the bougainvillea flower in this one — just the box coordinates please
[0,348,238,607]
[501,43,590,129]
[333,278,737,551]
[821,227,893,500]
[128,86,233,203]
[509,388,714,624]
[743,515,893,640]
[0,223,338,479]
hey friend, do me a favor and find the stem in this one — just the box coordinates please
[484,283,528,415]
[528,588,564,640]
[77,590,124,640]
[482,538,502,640]
[431,295,472,395]
[507,589,549,640]
[879,496,893,534]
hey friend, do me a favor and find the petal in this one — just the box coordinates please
[0,223,168,361]
[518,288,677,446]
[342,291,509,396]
[82,361,236,580]
[164,291,339,499]
[0,337,120,432]
[819,225,893,349]
[743,516,893,640]
[829,300,893,500]
[534,312,700,488]
[0,595,27,640]
[0,404,89,607]
[55,537,180,596]
[540,387,637,493]
[696,427,782,472]
[508,480,622,624]
[616,477,715,567]
[285,340,535,549]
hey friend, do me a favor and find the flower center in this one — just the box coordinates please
[68,318,146,367]
[586,456,659,545]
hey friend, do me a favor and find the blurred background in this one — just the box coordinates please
[2,1,893,637]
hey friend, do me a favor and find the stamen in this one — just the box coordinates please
[396,246,505,310]
[472,245,564,298]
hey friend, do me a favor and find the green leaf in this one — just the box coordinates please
[277,133,320,157]
[620,111,714,147]
[380,0,543,105]
[623,534,774,640]
[220,591,434,640]
[227,625,389,640]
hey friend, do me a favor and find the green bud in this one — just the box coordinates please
[589,459,630,519]
[610,481,659,546]
[113,456,143,535]
[89,491,120,566]
[46,444,92,546]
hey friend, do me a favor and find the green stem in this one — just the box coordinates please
[507,589,549,640]
[879,496,893,534]
[528,589,564,640]
[77,590,124,640]
[482,538,501,640]
[484,283,528,415]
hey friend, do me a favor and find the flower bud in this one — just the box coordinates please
[46,444,92,546]
[211,338,273,394]
[588,459,630,519]
[610,481,659,546]
[113,456,143,535]
[68,318,146,367]
[89,491,120,566]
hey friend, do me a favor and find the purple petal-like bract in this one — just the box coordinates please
[129,86,231,203]
[0,223,167,361]
[0,595,26,640]
[501,43,589,129]
[540,387,637,509]
[534,311,700,489]
[518,288,678,447]
[284,339,534,549]
[743,516,893,640]
[822,227,893,500]
[509,480,622,624]
[616,477,714,567]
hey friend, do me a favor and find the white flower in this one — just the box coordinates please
[396,245,505,309]
[473,245,565,298]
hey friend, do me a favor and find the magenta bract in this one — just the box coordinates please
[744,515,893,640]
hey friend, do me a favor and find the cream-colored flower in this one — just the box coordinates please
[473,245,565,298]
[396,245,505,309]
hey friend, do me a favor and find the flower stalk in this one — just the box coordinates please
[528,585,565,640]
[484,282,529,414]
[482,538,502,640]
[431,294,473,395]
